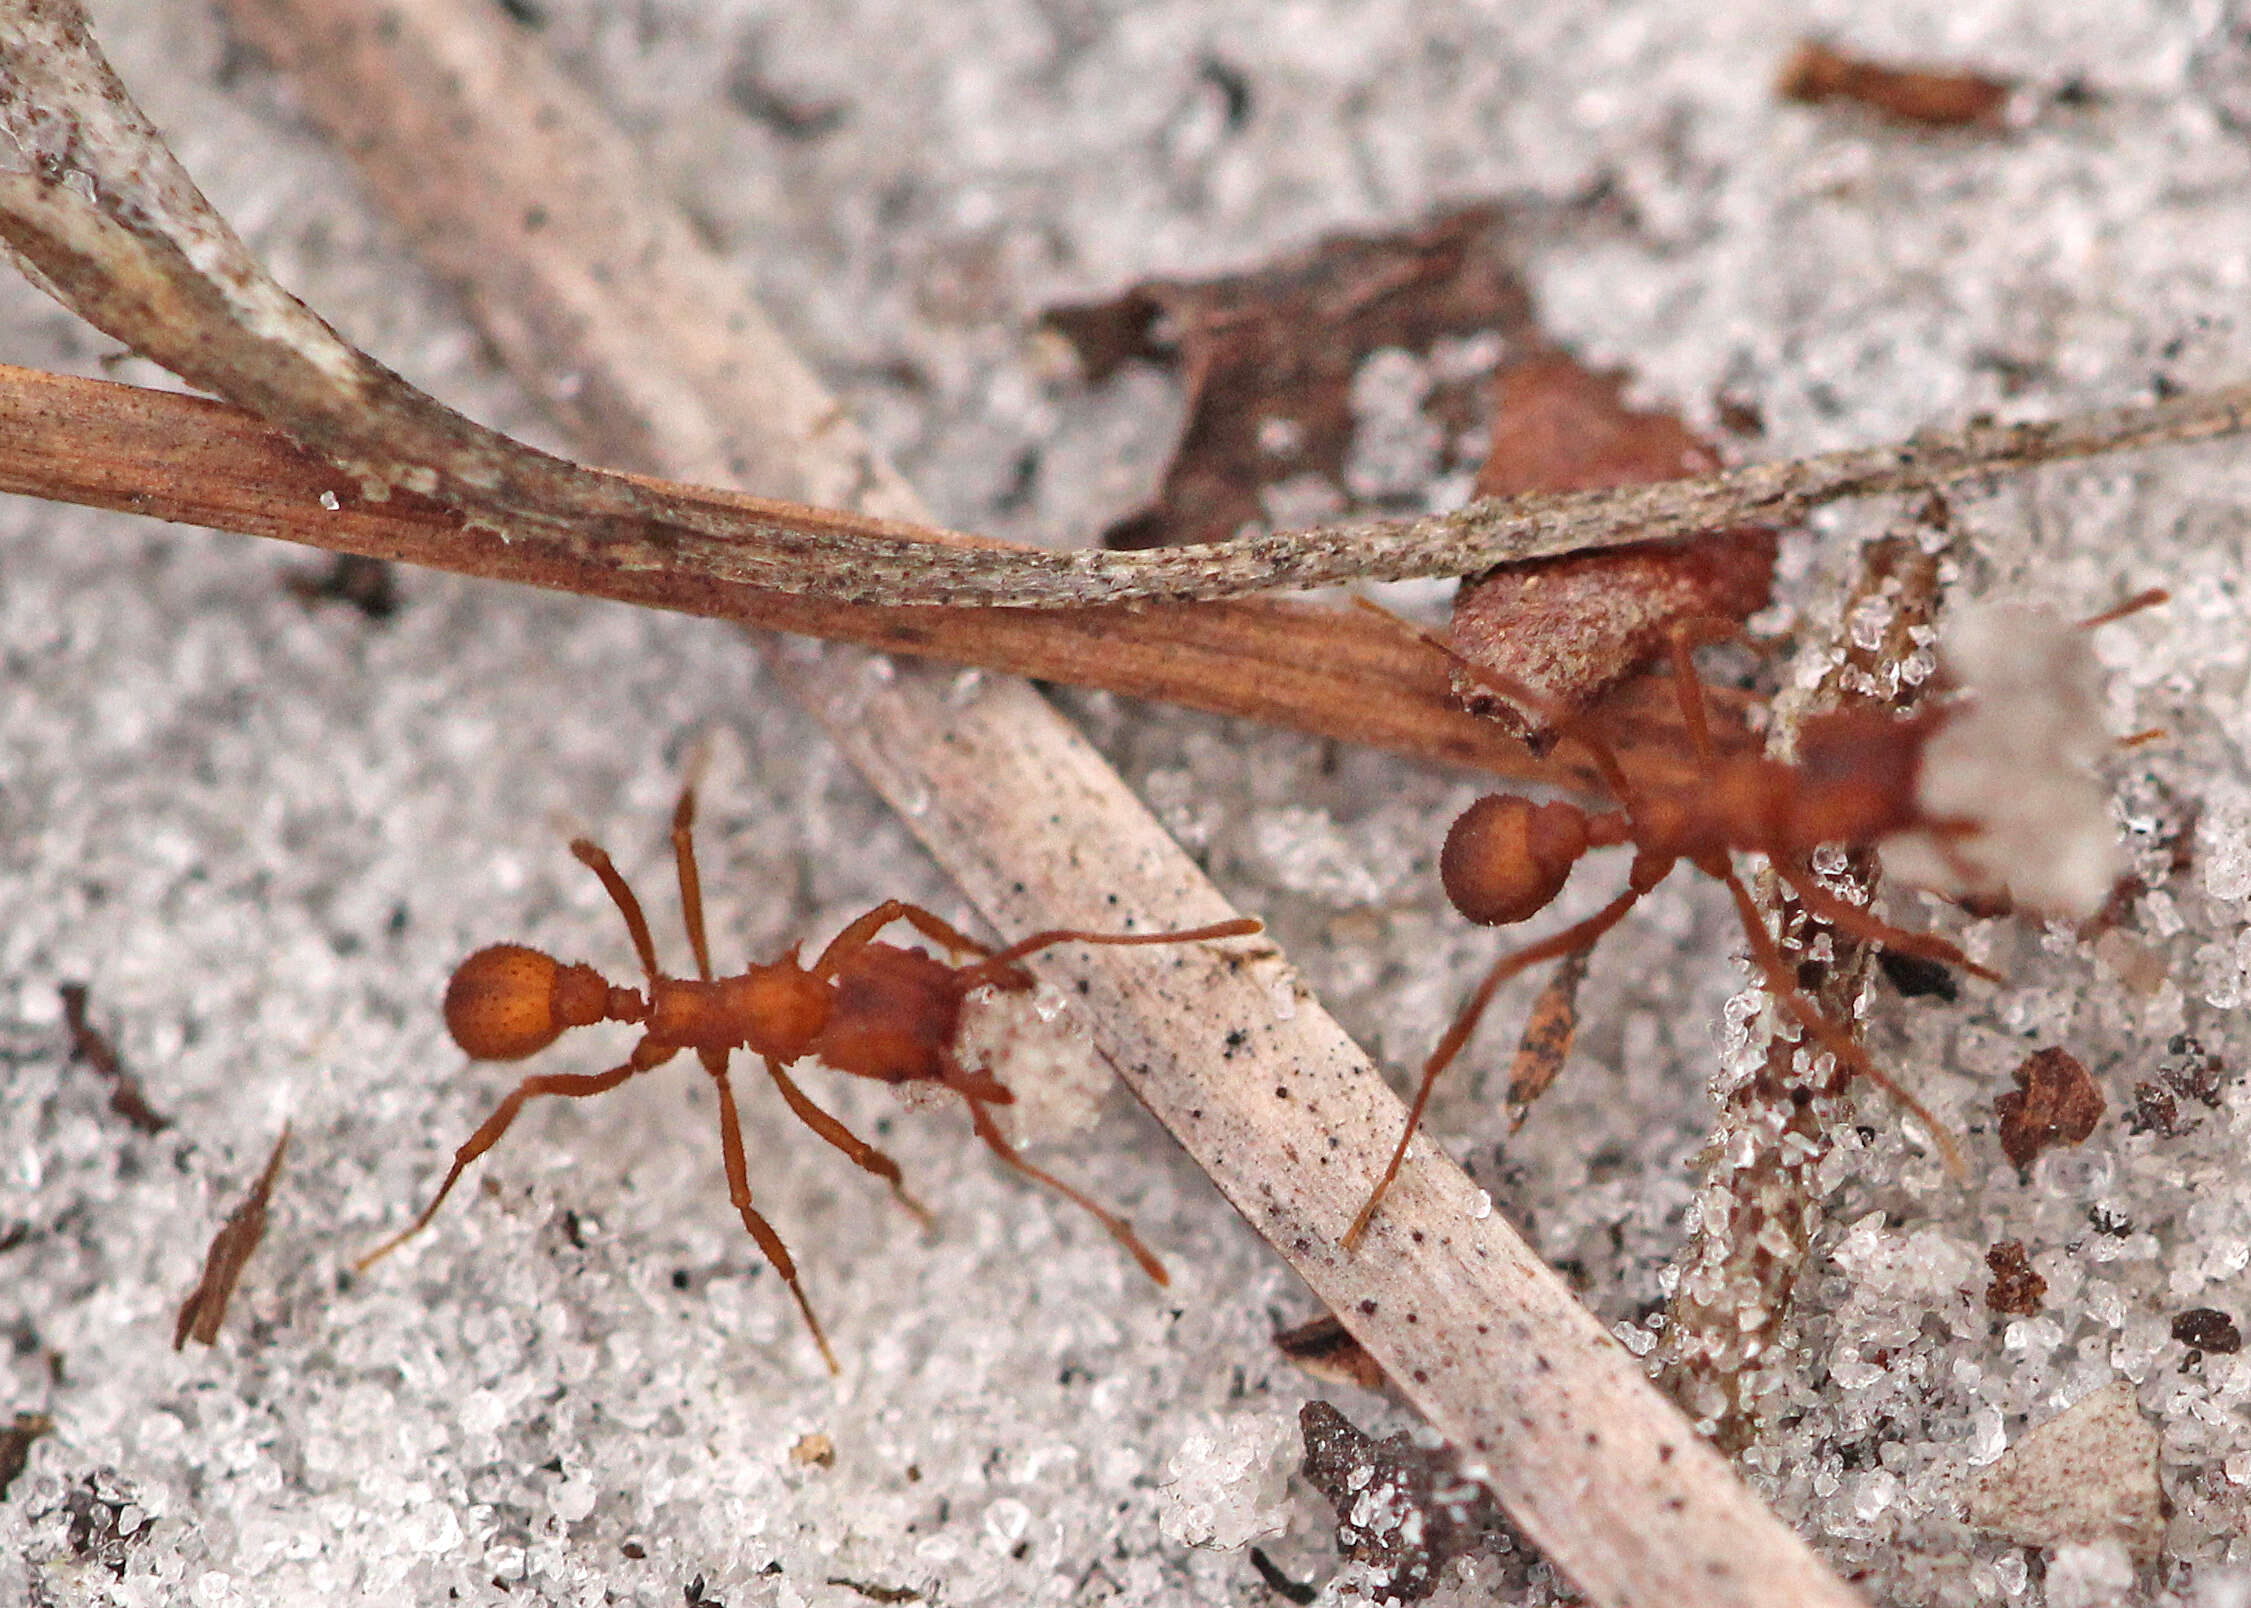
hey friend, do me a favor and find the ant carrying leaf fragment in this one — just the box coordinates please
[1345,587,2167,1249]
[356,781,1260,1372]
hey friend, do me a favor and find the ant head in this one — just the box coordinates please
[1440,796,1590,927]
[445,944,609,1061]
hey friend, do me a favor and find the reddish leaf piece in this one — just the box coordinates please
[1778,40,2014,130]
[1450,351,1777,747]
[174,1125,291,1350]
[1994,1047,2103,1168]
[1042,204,1535,550]
[1984,1239,2046,1316]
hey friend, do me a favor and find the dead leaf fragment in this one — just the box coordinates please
[1983,1239,2046,1317]
[1778,39,2014,129]
[2169,1308,2241,1355]
[1449,352,1776,747]
[59,982,169,1134]
[174,1125,290,1350]
[1965,1382,2167,1562]
[1273,1314,1391,1393]
[1042,204,1534,550]
[789,1432,836,1468]
[0,1412,52,1500]
[1995,1047,2103,1168]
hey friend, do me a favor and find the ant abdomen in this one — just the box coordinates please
[444,944,610,1061]
[1440,796,1590,926]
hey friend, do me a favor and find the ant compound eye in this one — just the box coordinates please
[445,944,567,1060]
[1441,796,1587,926]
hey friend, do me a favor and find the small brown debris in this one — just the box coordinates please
[58,982,169,1134]
[1248,1546,1318,1605]
[1778,39,2014,129]
[788,1432,835,1468]
[824,1579,921,1605]
[0,1411,53,1499]
[2159,1033,2226,1108]
[1273,1314,1390,1393]
[2170,1308,2241,1355]
[1449,351,1776,747]
[1299,1401,1515,1602]
[1041,204,1534,551]
[284,553,401,620]
[2128,1082,2183,1138]
[1506,946,1589,1130]
[1984,1240,2046,1317]
[1965,1383,2167,1563]
[1876,949,1959,1002]
[174,1125,291,1350]
[1995,1047,2103,1168]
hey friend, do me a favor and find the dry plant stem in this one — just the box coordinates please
[206,0,1867,1602]
[0,362,1608,789]
[173,1124,291,1350]
[1655,533,1950,1452]
[0,8,2244,609]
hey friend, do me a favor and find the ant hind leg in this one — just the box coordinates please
[945,1055,1167,1285]
[1773,861,2003,983]
[1716,865,1967,1177]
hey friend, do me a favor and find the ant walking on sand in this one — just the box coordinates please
[1345,588,2166,1249]
[357,780,1260,1371]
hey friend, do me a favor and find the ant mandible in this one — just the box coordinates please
[1344,589,2166,1249]
[356,780,1261,1372]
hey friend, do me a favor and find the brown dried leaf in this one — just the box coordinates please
[174,1125,290,1350]
[1983,1239,2046,1317]
[1042,204,1535,550]
[1450,352,1776,746]
[1994,1047,2103,1168]
[1778,40,2014,130]
[2170,1308,2241,1355]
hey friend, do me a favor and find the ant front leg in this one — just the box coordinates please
[756,1053,933,1225]
[705,1050,839,1373]
[1345,882,1651,1251]
[356,1035,675,1272]
[943,1052,1168,1285]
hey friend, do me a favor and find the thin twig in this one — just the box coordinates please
[0,4,2242,607]
[0,360,1649,790]
[174,1124,291,1350]
[180,0,1867,1602]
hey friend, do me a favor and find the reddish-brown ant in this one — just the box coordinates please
[1345,589,2167,1248]
[357,782,1260,1371]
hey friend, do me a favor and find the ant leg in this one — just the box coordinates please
[961,916,1263,988]
[1773,862,2004,982]
[810,900,996,984]
[757,1053,933,1225]
[1663,621,1720,768]
[1345,884,1647,1251]
[571,837,662,989]
[2077,587,2168,631]
[672,783,715,982]
[947,1059,1168,1285]
[708,1057,838,1374]
[1354,598,1640,803]
[1715,864,1967,1177]
[355,1039,671,1272]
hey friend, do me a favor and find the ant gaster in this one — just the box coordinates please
[357,782,1260,1372]
[1345,590,2166,1249]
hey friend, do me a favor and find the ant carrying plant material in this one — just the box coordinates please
[356,781,1261,1372]
[1345,587,2167,1249]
